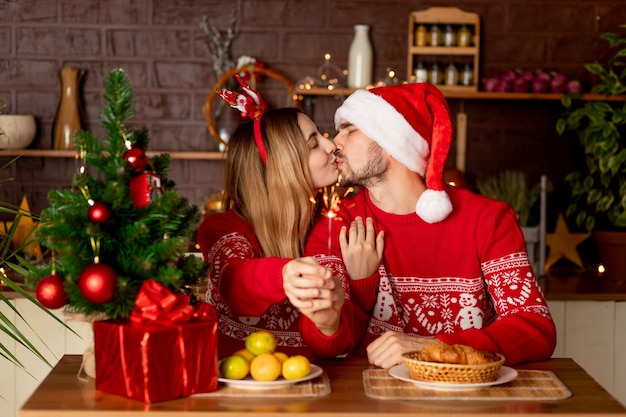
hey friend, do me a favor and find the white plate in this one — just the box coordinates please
[218,364,323,390]
[388,364,518,391]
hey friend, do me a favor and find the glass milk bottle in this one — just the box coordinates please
[348,24,373,88]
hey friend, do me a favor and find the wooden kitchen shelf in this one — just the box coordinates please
[295,86,626,102]
[0,149,227,160]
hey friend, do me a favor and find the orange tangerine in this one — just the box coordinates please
[274,351,289,364]
[234,348,256,362]
[281,355,311,380]
[220,355,250,380]
[250,352,282,381]
[245,330,277,356]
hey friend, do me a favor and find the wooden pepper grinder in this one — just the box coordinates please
[53,66,83,150]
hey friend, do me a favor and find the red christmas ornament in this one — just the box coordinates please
[35,274,68,309]
[78,263,117,304]
[129,171,162,209]
[88,201,112,223]
[123,147,147,173]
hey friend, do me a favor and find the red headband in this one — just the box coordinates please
[253,117,266,164]
[218,74,269,165]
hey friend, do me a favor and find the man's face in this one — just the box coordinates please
[333,118,388,188]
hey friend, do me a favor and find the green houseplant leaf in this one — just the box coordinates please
[558,25,626,232]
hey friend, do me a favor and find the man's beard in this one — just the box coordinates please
[337,141,388,188]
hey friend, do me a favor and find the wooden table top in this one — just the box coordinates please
[19,355,626,417]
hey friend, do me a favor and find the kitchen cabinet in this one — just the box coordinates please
[547,299,626,407]
[0,295,93,417]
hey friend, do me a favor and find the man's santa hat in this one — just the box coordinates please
[334,82,453,223]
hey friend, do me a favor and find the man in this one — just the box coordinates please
[304,82,556,369]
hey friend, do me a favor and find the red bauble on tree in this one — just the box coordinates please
[88,201,112,223]
[78,263,117,304]
[123,147,147,173]
[35,274,68,309]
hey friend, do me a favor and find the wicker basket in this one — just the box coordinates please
[401,351,505,384]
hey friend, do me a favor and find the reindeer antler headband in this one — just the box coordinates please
[217,74,269,165]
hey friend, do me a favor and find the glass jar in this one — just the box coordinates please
[429,62,442,85]
[414,61,428,83]
[445,63,459,86]
[444,24,456,47]
[429,24,441,47]
[461,63,474,86]
[457,25,471,47]
[415,24,427,47]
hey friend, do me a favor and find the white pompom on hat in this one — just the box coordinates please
[334,82,453,223]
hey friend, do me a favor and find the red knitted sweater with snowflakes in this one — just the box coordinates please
[197,210,358,359]
[304,185,556,364]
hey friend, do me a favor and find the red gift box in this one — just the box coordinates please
[94,280,218,403]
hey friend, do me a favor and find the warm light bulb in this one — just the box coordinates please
[597,264,606,274]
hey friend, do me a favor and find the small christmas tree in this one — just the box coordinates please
[27,69,207,319]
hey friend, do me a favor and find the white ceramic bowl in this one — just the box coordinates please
[0,114,37,149]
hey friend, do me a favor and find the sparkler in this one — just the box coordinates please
[321,176,353,254]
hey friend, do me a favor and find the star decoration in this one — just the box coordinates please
[544,213,590,272]
[0,196,42,259]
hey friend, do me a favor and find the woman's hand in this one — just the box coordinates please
[302,275,345,336]
[340,217,384,280]
[282,257,344,336]
[366,331,439,369]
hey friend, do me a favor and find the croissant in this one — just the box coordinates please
[417,342,500,365]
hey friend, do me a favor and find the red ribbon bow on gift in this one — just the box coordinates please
[130,279,215,325]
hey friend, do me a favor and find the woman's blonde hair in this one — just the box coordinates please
[222,108,317,258]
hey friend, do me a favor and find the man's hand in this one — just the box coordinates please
[366,331,439,369]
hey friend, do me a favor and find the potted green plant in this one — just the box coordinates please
[556,24,626,279]
[476,170,546,274]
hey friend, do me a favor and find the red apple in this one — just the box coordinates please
[566,79,583,94]
[513,78,530,92]
[500,70,517,83]
[495,79,512,92]
[483,77,500,92]
[518,70,535,83]
[532,78,550,93]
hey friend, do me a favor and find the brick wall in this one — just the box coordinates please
[1,0,625,215]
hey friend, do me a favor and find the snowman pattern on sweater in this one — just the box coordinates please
[367,251,550,338]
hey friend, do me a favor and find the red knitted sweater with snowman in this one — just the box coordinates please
[304,185,556,364]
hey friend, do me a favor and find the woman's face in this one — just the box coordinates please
[298,113,338,189]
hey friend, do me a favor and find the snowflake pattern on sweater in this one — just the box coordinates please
[205,231,305,351]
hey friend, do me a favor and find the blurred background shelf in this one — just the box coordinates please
[0,150,227,160]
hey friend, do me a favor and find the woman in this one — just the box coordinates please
[198,104,383,359]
